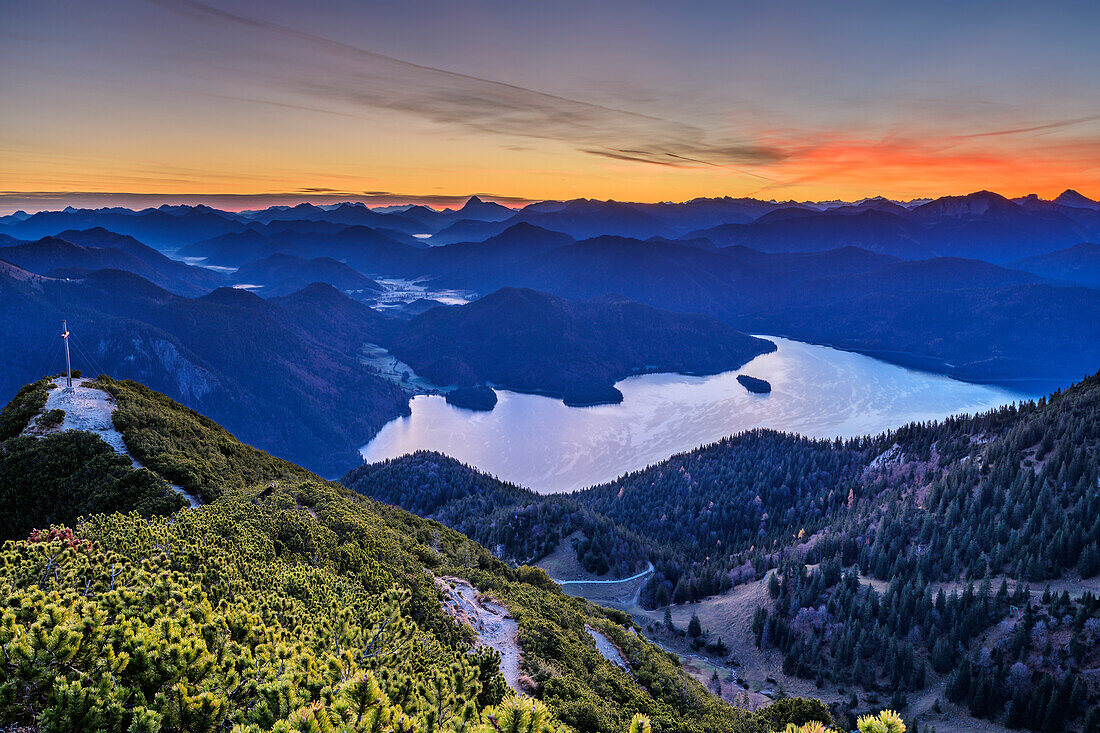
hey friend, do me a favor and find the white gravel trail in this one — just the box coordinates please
[436,577,524,694]
[585,625,632,674]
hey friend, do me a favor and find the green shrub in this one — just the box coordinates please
[92,376,315,502]
[36,408,65,429]
[0,376,52,440]
[0,431,185,540]
[759,698,836,730]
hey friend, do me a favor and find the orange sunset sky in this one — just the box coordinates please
[2,0,1098,212]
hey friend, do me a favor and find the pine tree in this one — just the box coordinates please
[752,607,768,647]
[688,612,702,638]
[1078,543,1100,578]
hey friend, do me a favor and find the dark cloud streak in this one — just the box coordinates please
[584,150,688,168]
[953,114,1100,139]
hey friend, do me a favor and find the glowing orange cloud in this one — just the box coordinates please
[2,121,1097,213]
[735,130,1100,202]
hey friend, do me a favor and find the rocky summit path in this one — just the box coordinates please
[24,378,201,507]
[436,577,524,694]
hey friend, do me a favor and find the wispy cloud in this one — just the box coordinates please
[584,148,784,183]
[145,0,784,176]
[7,1,1098,204]
[951,115,1100,140]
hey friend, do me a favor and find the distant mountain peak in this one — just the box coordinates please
[490,221,567,240]
[283,280,345,299]
[1054,189,1100,209]
[914,190,1020,218]
[199,285,267,308]
[331,202,368,212]
[33,235,81,248]
[458,195,509,214]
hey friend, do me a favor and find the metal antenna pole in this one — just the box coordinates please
[61,320,72,389]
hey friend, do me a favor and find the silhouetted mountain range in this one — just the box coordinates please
[0,205,242,249]
[1010,243,1100,288]
[409,232,1099,386]
[3,190,1098,393]
[430,199,675,244]
[5,190,1097,260]
[0,229,222,295]
[232,253,383,296]
[689,191,1095,262]
[180,226,426,270]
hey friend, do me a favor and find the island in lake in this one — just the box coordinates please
[562,384,624,407]
[737,374,771,394]
[445,385,498,411]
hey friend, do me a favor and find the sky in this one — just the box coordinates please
[2,0,1099,212]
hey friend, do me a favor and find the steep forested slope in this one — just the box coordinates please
[346,432,865,603]
[1,376,863,733]
[349,372,1100,731]
[758,374,1100,729]
[345,452,650,574]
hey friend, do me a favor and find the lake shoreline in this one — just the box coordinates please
[360,336,1027,494]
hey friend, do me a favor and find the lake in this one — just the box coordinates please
[359,337,1028,493]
